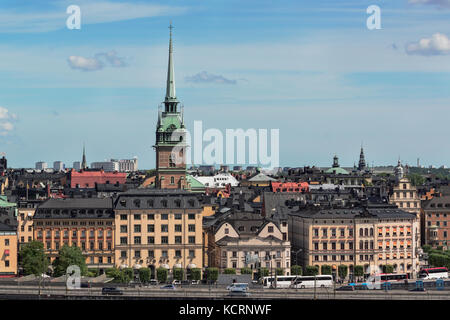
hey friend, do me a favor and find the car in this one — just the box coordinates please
[191,280,200,285]
[149,279,159,285]
[172,280,181,285]
[228,290,250,297]
[336,285,355,291]
[410,287,426,292]
[227,283,249,291]
[160,284,176,290]
[80,282,91,288]
[102,287,123,295]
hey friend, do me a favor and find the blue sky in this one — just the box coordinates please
[0,0,449,169]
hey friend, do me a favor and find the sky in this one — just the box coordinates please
[0,0,449,169]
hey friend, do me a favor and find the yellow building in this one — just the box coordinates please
[289,205,420,279]
[0,222,17,277]
[113,190,203,279]
[33,198,115,272]
[17,200,40,247]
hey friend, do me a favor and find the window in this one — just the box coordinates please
[188,236,195,244]
[268,226,274,233]
[148,214,154,220]
[120,214,127,220]
[161,236,169,244]
[134,236,141,244]
[148,224,154,232]
[148,236,154,244]
[175,250,182,258]
[135,250,141,258]
[134,214,141,220]
[121,251,127,258]
[148,250,154,258]
[188,224,195,232]
[162,250,168,258]
[189,250,195,258]
[161,214,168,220]
[120,237,127,245]
[174,214,182,220]
[175,224,182,232]
[188,214,195,220]
[225,228,229,234]
[175,236,182,244]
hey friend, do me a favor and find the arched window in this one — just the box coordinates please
[171,176,175,184]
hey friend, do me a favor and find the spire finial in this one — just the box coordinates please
[165,22,178,111]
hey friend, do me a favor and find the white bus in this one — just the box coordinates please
[418,267,449,280]
[262,275,333,289]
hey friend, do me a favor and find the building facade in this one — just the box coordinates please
[0,222,17,277]
[113,190,203,278]
[33,198,115,272]
[421,195,450,248]
[289,205,420,279]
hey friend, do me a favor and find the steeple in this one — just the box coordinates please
[358,144,366,171]
[81,143,87,170]
[164,23,178,113]
[332,154,339,168]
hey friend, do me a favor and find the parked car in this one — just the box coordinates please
[354,284,369,290]
[227,283,249,291]
[80,282,91,288]
[149,279,158,285]
[191,280,200,285]
[181,280,191,286]
[172,280,181,285]
[160,284,176,290]
[102,287,123,295]
[336,285,355,291]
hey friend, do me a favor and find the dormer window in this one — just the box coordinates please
[134,199,141,208]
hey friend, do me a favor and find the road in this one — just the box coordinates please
[0,285,449,300]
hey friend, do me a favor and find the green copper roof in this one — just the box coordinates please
[0,195,16,208]
[325,167,349,175]
[186,175,206,190]
[159,113,183,131]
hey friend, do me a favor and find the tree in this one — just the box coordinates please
[276,268,284,276]
[257,268,269,279]
[139,268,151,283]
[338,265,348,280]
[157,268,168,282]
[52,244,87,277]
[206,267,219,282]
[19,241,49,276]
[224,268,236,274]
[173,268,184,281]
[422,245,432,253]
[291,265,302,276]
[191,268,202,281]
[321,265,332,275]
[382,265,394,274]
[407,173,425,186]
[87,268,99,277]
[106,268,125,282]
[354,265,364,280]
[122,268,134,282]
[240,267,252,275]
[305,266,319,276]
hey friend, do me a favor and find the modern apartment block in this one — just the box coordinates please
[113,190,203,278]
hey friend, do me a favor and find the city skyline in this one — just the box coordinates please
[0,0,449,169]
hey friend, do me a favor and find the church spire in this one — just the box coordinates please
[358,144,366,171]
[81,143,87,170]
[164,22,178,112]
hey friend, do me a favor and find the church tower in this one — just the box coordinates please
[358,145,366,171]
[153,24,187,189]
[81,143,87,170]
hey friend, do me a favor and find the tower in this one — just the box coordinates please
[358,145,366,171]
[153,24,187,189]
[394,159,404,181]
[332,155,339,168]
[81,143,87,170]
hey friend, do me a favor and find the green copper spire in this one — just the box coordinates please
[164,23,178,112]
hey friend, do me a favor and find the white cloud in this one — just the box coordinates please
[67,55,104,71]
[0,1,187,33]
[409,0,450,8]
[185,71,237,85]
[67,51,128,71]
[405,33,450,56]
[0,107,17,136]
